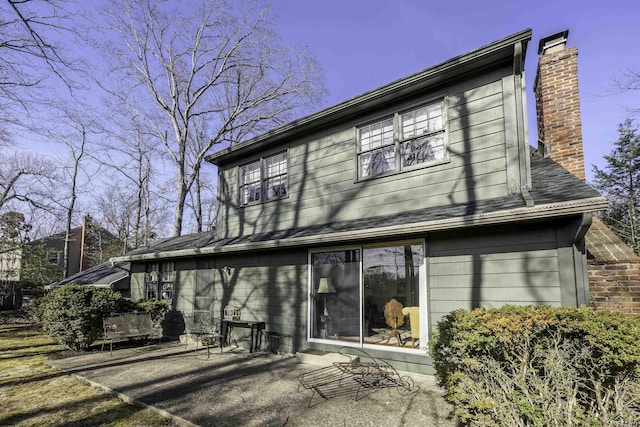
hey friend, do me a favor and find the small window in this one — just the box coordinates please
[46,251,61,265]
[356,99,447,179]
[145,262,175,302]
[239,152,288,205]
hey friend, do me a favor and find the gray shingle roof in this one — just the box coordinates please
[47,261,130,289]
[121,155,604,259]
[529,156,601,203]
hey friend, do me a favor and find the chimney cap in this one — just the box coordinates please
[538,30,569,55]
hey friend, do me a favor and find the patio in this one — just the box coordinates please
[47,342,457,426]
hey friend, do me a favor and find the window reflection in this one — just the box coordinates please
[310,243,424,350]
[310,250,360,341]
[363,245,422,348]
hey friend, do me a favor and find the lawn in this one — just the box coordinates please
[0,315,174,426]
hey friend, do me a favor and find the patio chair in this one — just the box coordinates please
[183,312,223,358]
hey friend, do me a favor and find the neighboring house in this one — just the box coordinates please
[27,215,122,278]
[46,261,131,298]
[0,215,123,308]
[0,242,24,308]
[0,248,21,309]
[114,29,613,373]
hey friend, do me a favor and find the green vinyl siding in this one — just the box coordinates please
[427,225,564,333]
[173,259,195,313]
[194,259,215,317]
[217,72,512,239]
[214,250,308,347]
[129,263,146,302]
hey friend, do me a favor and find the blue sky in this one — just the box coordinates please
[270,0,640,182]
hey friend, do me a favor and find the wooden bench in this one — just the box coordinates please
[101,312,160,354]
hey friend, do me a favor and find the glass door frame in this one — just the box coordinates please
[307,239,428,354]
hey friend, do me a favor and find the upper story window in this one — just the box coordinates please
[357,99,447,179]
[358,118,395,177]
[239,151,288,206]
[240,161,261,204]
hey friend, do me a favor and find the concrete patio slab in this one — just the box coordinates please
[48,342,457,427]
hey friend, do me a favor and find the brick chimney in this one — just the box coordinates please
[534,30,585,181]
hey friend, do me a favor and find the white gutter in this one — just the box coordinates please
[112,196,608,262]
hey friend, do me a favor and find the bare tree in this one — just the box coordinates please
[0,149,57,212]
[0,0,81,142]
[100,0,325,236]
[613,67,640,115]
[614,68,640,92]
[51,123,87,276]
[95,186,136,252]
[39,103,100,275]
[94,110,162,247]
[185,117,218,233]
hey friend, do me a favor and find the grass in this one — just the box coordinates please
[0,318,174,426]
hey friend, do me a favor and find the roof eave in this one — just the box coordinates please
[112,196,607,262]
[206,28,532,166]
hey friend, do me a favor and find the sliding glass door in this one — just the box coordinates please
[309,241,426,351]
[310,249,360,341]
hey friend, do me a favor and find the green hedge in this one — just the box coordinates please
[36,287,170,352]
[430,305,640,426]
[135,299,171,330]
[38,285,125,351]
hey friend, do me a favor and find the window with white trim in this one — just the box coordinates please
[145,262,175,302]
[240,161,261,205]
[358,118,395,177]
[357,99,447,179]
[239,152,288,205]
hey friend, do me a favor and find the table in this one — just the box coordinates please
[221,319,266,353]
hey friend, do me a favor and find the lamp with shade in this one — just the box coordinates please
[317,277,336,317]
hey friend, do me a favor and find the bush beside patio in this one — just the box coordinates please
[32,285,169,351]
[430,305,640,426]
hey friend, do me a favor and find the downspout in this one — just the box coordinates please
[521,187,534,208]
[513,41,534,206]
[573,212,593,306]
[573,212,592,244]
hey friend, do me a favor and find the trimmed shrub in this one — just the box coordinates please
[39,285,123,351]
[430,305,640,426]
[117,297,138,313]
[135,299,170,331]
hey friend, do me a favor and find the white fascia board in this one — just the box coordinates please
[113,196,608,262]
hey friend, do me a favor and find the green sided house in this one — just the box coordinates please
[112,29,608,373]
